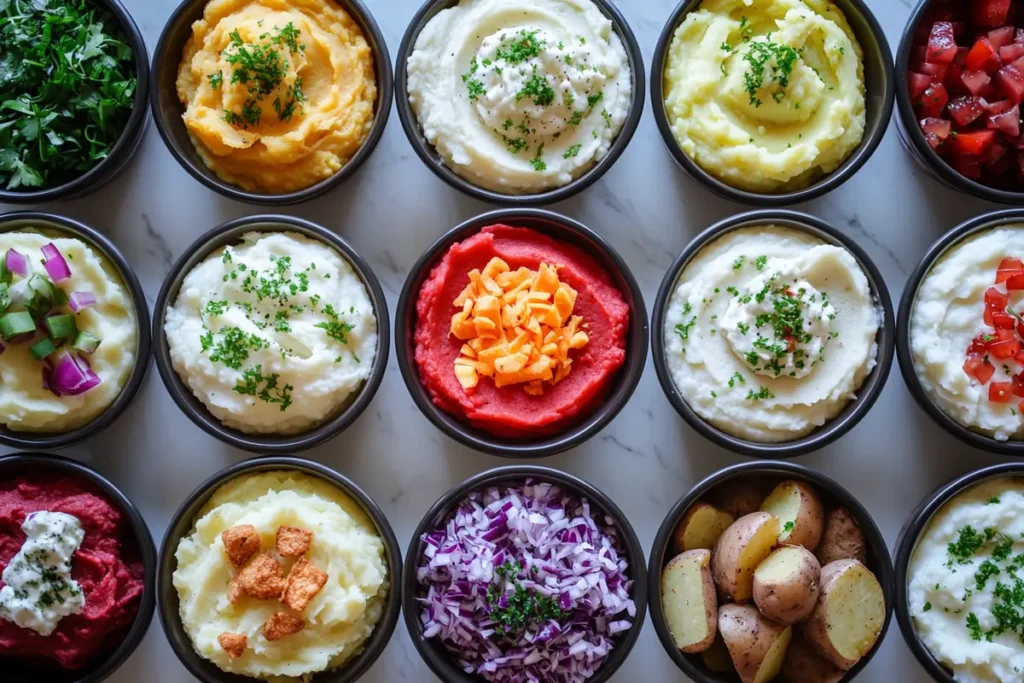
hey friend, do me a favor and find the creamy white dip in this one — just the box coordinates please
[407,0,631,194]
[663,226,879,442]
[909,477,1024,683]
[165,232,377,435]
[912,227,1024,441]
[0,511,85,636]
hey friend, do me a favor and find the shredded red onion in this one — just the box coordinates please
[68,291,97,313]
[40,243,71,282]
[417,481,635,683]
[48,351,101,396]
[5,248,27,277]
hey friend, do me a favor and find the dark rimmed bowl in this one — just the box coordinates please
[648,460,894,683]
[650,0,894,206]
[0,452,157,683]
[152,215,389,453]
[0,212,152,450]
[394,0,645,206]
[395,208,648,458]
[0,0,150,203]
[893,463,1024,682]
[895,1,1024,204]
[402,465,647,683]
[897,209,1024,456]
[150,0,392,206]
[651,209,895,458]
[156,457,401,683]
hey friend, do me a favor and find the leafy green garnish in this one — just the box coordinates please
[742,40,801,107]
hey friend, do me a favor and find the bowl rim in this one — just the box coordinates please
[400,464,648,683]
[892,463,1024,683]
[394,207,649,458]
[393,0,646,206]
[649,0,895,206]
[149,0,393,206]
[0,211,153,450]
[896,208,1024,456]
[646,459,895,683]
[894,0,1024,205]
[0,451,157,683]
[650,209,896,458]
[151,214,390,453]
[155,456,402,683]
[0,0,151,204]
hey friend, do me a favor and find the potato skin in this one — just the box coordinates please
[780,634,845,683]
[753,546,821,625]
[710,481,768,519]
[672,502,735,554]
[804,559,885,670]
[816,507,867,566]
[701,634,734,673]
[719,603,792,683]
[712,512,780,603]
[761,480,825,551]
[661,549,718,653]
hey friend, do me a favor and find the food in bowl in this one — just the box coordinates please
[910,225,1024,441]
[0,0,137,192]
[663,225,880,442]
[413,224,628,438]
[659,477,883,681]
[176,0,377,193]
[173,470,388,679]
[416,480,636,682]
[662,0,866,193]
[907,2,1024,190]
[0,233,137,432]
[908,476,1024,683]
[164,231,377,435]
[406,0,632,194]
[0,472,144,669]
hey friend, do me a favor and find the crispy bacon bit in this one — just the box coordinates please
[217,632,247,659]
[227,574,244,604]
[237,553,286,600]
[281,557,328,612]
[221,524,260,567]
[262,612,305,641]
[275,526,313,557]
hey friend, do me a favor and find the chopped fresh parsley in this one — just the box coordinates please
[746,386,775,400]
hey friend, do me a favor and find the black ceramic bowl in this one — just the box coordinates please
[895,0,1024,204]
[150,0,392,206]
[395,208,648,458]
[0,452,157,683]
[650,0,894,206]
[0,212,152,450]
[152,215,388,453]
[648,460,894,683]
[394,0,645,206]
[0,0,150,203]
[897,209,1024,456]
[157,457,401,683]
[402,465,647,683]
[651,210,895,458]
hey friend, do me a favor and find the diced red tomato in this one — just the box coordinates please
[990,26,1018,49]
[928,22,960,63]
[954,156,984,178]
[983,139,1010,166]
[918,61,950,80]
[952,129,999,155]
[1015,347,1024,364]
[993,311,1016,328]
[990,381,1014,402]
[1008,272,1024,289]
[920,83,950,117]
[1016,28,1024,43]
[1012,374,1024,397]
[985,98,1016,114]
[1000,44,1024,62]
[989,104,1022,136]
[910,71,935,98]
[986,285,1011,307]
[965,352,997,383]
[974,0,1013,28]
[963,69,994,95]
[921,117,953,141]
[967,38,1002,71]
[997,64,1024,104]
[949,96,987,125]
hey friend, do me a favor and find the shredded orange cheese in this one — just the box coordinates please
[450,257,589,395]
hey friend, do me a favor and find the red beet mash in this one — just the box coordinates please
[414,225,629,437]
[0,475,143,669]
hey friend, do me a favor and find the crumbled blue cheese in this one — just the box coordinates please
[0,511,85,636]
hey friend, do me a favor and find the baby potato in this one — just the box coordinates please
[711,512,780,603]
[709,480,768,518]
[816,507,867,566]
[661,549,718,653]
[701,634,734,673]
[753,546,821,624]
[673,502,735,554]
[780,634,845,683]
[719,603,793,683]
[760,480,825,551]
[804,559,885,670]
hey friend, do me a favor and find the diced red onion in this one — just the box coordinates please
[49,351,101,396]
[40,243,71,282]
[417,481,635,683]
[5,249,27,278]
[68,291,97,313]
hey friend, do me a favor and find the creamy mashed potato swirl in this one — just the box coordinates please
[664,226,879,442]
[663,0,866,193]
[165,232,376,435]
[0,232,137,432]
[173,471,388,680]
[407,0,631,193]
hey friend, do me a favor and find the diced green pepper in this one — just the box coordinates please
[0,283,8,315]
[44,313,77,341]
[0,311,35,340]
[29,337,57,360]
[72,331,101,354]
[25,274,53,319]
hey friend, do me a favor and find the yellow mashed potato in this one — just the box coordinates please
[177,0,377,193]
[663,0,866,193]
[173,471,388,681]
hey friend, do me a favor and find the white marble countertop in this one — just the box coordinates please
[0,0,1012,681]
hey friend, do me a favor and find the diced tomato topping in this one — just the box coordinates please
[963,69,994,95]
[993,311,1016,328]
[1008,272,1024,289]
[967,38,1002,71]
[983,139,1011,166]
[965,352,997,383]
[990,107,1022,137]
[974,0,1013,28]
[1000,44,1024,62]
[921,117,953,140]
[990,381,1014,402]
[920,83,950,118]
[1012,374,1024,397]
[949,96,987,125]
[997,64,1024,104]
[986,285,1011,307]
[952,129,998,155]
[999,257,1024,282]
[918,61,950,80]
[909,71,935,99]
[1015,347,1024,364]
[928,22,960,63]
[971,334,991,353]
[990,26,1018,49]
[954,156,983,178]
